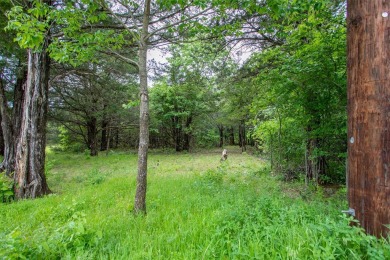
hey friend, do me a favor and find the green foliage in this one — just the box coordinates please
[194,129,219,148]
[0,229,31,259]
[0,151,389,258]
[57,126,86,153]
[241,0,347,183]
[150,41,226,150]
[6,0,129,65]
[0,173,14,203]
[6,2,51,50]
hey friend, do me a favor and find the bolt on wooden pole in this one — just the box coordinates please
[347,1,390,237]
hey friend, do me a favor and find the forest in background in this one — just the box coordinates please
[0,0,347,185]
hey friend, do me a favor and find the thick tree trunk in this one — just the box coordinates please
[347,0,390,237]
[0,80,14,175]
[0,124,5,157]
[134,0,151,214]
[14,45,51,199]
[0,90,14,176]
[0,117,4,156]
[0,66,26,175]
[87,117,98,156]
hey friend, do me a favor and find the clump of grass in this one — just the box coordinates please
[0,150,389,259]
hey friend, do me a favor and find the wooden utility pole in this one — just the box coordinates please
[347,1,390,237]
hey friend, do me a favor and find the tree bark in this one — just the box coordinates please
[0,65,26,176]
[239,122,246,152]
[106,124,111,156]
[87,117,98,156]
[115,128,119,148]
[0,116,4,157]
[183,116,192,151]
[218,124,224,148]
[172,116,182,152]
[347,0,390,237]
[134,0,151,214]
[100,113,108,151]
[229,126,235,145]
[0,87,14,176]
[0,79,15,175]
[14,44,51,198]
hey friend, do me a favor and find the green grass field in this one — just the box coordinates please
[1,148,389,259]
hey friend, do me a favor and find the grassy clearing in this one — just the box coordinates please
[1,148,389,259]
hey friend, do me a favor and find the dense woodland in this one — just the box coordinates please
[0,0,389,258]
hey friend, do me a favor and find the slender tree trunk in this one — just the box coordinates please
[239,122,246,152]
[106,124,111,156]
[238,124,242,147]
[277,111,282,172]
[218,124,224,148]
[115,128,119,148]
[14,44,51,198]
[87,117,98,156]
[347,0,390,237]
[172,116,182,152]
[183,116,192,151]
[100,116,108,151]
[229,126,234,145]
[305,126,314,183]
[134,0,151,214]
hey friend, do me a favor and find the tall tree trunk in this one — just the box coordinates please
[0,79,14,175]
[183,116,192,152]
[0,86,14,175]
[114,128,119,148]
[347,0,390,237]
[109,123,118,149]
[218,124,224,148]
[239,122,246,152]
[172,116,182,152]
[14,43,51,198]
[100,118,108,151]
[0,116,4,157]
[87,117,98,156]
[0,65,26,175]
[229,126,235,145]
[100,124,107,151]
[106,124,111,156]
[134,0,151,214]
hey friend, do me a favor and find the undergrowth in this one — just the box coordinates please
[0,149,389,259]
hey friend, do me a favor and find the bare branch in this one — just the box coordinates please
[100,50,139,67]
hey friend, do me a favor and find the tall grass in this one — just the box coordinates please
[0,148,389,259]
